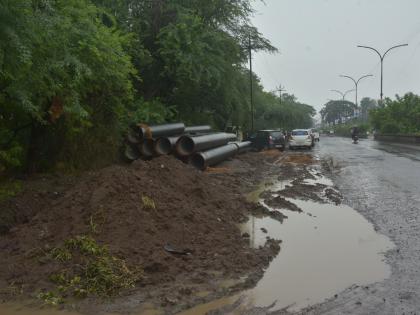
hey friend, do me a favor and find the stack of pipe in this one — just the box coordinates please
[124,122,251,170]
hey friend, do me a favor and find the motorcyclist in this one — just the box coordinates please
[350,126,359,142]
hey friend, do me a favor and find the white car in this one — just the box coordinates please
[289,129,313,150]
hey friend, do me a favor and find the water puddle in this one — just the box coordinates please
[238,199,393,311]
[0,303,81,315]
[182,168,394,313]
[303,169,333,186]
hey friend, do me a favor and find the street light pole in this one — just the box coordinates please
[249,35,254,132]
[330,89,355,101]
[339,74,373,107]
[357,44,408,100]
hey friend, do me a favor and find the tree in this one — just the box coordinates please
[320,100,356,125]
[360,97,377,122]
[370,93,420,134]
[0,0,136,172]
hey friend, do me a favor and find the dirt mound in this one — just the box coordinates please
[0,156,277,305]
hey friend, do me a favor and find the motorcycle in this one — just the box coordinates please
[352,135,359,144]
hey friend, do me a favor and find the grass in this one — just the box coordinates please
[0,180,22,202]
[39,235,143,304]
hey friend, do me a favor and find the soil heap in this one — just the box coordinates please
[0,155,278,305]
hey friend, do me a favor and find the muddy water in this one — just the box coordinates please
[0,303,81,315]
[240,199,393,311]
[181,172,394,313]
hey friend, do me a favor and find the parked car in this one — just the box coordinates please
[252,130,286,151]
[289,129,313,150]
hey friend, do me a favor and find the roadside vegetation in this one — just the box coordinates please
[0,0,315,176]
[370,93,420,135]
[320,93,420,137]
[319,97,375,137]
[37,235,143,305]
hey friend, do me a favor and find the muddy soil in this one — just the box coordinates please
[0,150,285,314]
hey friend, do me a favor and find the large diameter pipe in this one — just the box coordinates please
[138,139,155,158]
[123,144,140,162]
[184,125,212,134]
[154,126,213,155]
[232,141,252,153]
[138,123,185,141]
[176,133,237,156]
[190,143,239,170]
[154,136,180,155]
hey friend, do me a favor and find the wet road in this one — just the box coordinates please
[307,137,420,314]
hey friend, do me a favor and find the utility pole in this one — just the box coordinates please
[249,35,254,132]
[272,85,286,103]
[339,74,373,107]
[357,44,408,100]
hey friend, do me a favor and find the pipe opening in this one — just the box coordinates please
[177,136,195,156]
[155,138,172,155]
[140,139,155,156]
[190,154,206,170]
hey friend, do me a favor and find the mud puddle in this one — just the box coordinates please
[181,168,394,314]
[0,303,81,315]
[238,199,394,311]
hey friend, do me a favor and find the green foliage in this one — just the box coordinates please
[370,93,420,135]
[37,291,64,306]
[254,92,315,131]
[360,97,377,122]
[0,180,22,202]
[1,0,136,172]
[331,122,370,138]
[320,100,356,124]
[2,0,316,175]
[45,235,142,301]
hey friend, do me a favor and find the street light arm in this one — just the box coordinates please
[330,89,345,97]
[344,89,355,98]
[383,44,408,58]
[356,74,373,84]
[339,75,357,85]
[357,45,383,59]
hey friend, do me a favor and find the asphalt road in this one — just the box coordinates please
[305,137,420,315]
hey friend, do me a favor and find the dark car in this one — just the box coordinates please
[252,130,286,151]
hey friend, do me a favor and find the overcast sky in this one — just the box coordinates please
[251,0,420,112]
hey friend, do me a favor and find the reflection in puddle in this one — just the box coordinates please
[183,169,394,314]
[303,171,333,186]
[239,199,393,311]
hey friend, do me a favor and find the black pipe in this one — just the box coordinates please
[232,141,252,153]
[154,136,180,155]
[139,123,185,141]
[154,126,213,155]
[189,143,239,170]
[126,129,140,144]
[123,144,140,161]
[184,125,212,134]
[138,139,155,157]
[176,133,237,156]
